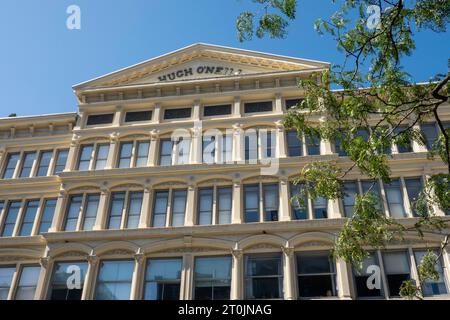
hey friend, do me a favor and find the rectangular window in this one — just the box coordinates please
[19,200,39,236]
[64,195,82,232]
[221,135,232,163]
[421,123,439,150]
[0,267,15,300]
[159,139,173,165]
[94,260,134,300]
[384,179,406,218]
[77,145,93,171]
[2,153,20,179]
[261,130,275,159]
[244,131,258,161]
[414,250,448,296]
[290,182,307,220]
[176,138,191,165]
[285,98,303,109]
[202,136,216,164]
[383,251,411,297]
[164,108,192,120]
[203,104,232,117]
[14,266,41,300]
[53,149,69,174]
[361,180,383,211]
[245,254,283,299]
[126,191,143,229]
[38,199,56,234]
[306,134,320,156]
[48,262,88,300]
[108,192,125,230]
[263,184,279,222]
[244,101,273,113]
[335,139,348,156]
[171,190,187,227]
[404,177,423,217]
[118,142,133,168]
[152,191,169,227]
[297,252,336,298]
[136,141,150,167]
[143,258,182,300]
[94,144,109,170]
[125,110,152,123]
[198,188,213,225]
[343,181,358,218]
[194,256,232,300]
[244,185,259,223]
[1,201,21,237]
[19,152,36,178]
[394,126,413,153]
[82,194,100,231]
[287,130,303,157]
[217,187,232,224]
[36,151,53,177]
[312,196,328,219]
[353,252,383,298]
[86,113,114,126]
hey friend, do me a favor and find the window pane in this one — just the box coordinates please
[15,266,41,300]
[82,194,100,231]
[217,187,232,224]
[361,180,383,211]
[263,184,279,221]
[86,114,114,126]
[172,190,187,227]
[118,142,133,168]
[136,141,150,167]
[244,185,259,223]
[1,201,21,237]
[152,191,168,227]
[244,101,273,113]
[245,254,282,299]
[285,98,303,109]
[0,267,15,300]
[38,199,56,234]
[203,104,232,117]
[125,111,152,122]
[144,258,182,300]
[306,134,320,156]
[221,135,233,164]
[313,197,328,219]
[260,130,275,159]
[421,123,439,150]
[343,181,358,218]
[36,151,53,177]
[19,200,39,236]
[49,262,88,300]
[287,130,303,157]
[198,188,213,225]
[127,191,143,229]
[164,108,192,120]
[3,153,20,179]
[64,195,82,231]
[159,140,173,165]
[194,256,231,300]
[353,252,383,297]
[244,132,258,161]
[394,126,413,153]
[383,251,410,297]
[95,144,109,170]
[53,149,68,174]
[290,183,307,220]
[385,179,406,218]
[77,145,93,171]
[297,252,336,297]
[176,138,191,165]
[94,260,134,300]
[414,250,448,296]
[108,192,125,229]
[20,152,36,178]
[404,178,423,217]
[202,136,216,164]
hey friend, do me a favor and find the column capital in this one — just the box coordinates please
[39,256,51,269]
[150,129,160,141]
[134,249,145,264]
[281,246,295,257]
[109,132,120,143]
[275,120,285,131]
[115,105,123,112]
[231,249,243,259]
[71,134,81,147]
[87,254,99,267]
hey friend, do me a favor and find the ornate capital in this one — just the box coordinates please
[39,256,51,269]
[134,248,145,264]
[110,132,120,143]
[150,129,160,141]
[281,246,295,257]
[275,120,284,131]
[71,134,81,147]
[231,249,243,259]
[87,254,99,267]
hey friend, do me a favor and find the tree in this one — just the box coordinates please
[237,0,449,299]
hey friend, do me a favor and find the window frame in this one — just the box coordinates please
[151,188,188,228]
[63,192,101,232]
[106,190,144,230]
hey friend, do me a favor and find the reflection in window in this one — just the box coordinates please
[152,191,169,227]
[384,179,406,218]
[14,266,41,300]
[290,182,307,220]
[287,130,303,157]
[353,252,383,298]
[94,144,109,170]
[64,195,83,232]
[38,199,57,234]
[118,142,133,168]
[82,194,100,231]
[194,256,231,300]
[19,200,39,236]
[394,126,413,153]
[305,134,320,156]
[171,190,187,227]
[217,187,232,225]
[159,139,173,166]
[244,185,259,223]
[36,151,53,177]
[53,149,69,174]
[2,153,20,179]
[383,251,411,297]
[414,250,448,296]
[263,184,279,222]
[312,196,328,219]
[94,260,134,300]
[19,152,36,178]
[48,262,88,300]
[0,267,15,300]
[245,254,283,299]
[198,188,213,225]
[343,181,358,218]
[77,145,93,171]
[143,258,182,300]
[297,252,336,298]
[404,177,423,217]
[1,201,21,237]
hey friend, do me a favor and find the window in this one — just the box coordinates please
[152,189,187,227]
[125,110,152,123]
[245,254,283,299]
[244,129,276,161]
[164,107,192,120]
[107,191,142,230]
[94,144,109,170]
[38,199,56,234]
[197,188,213,225]
[194,256,232,300]
[53,149,69,174]
[19,152,36,178]
[202,136,216,164]
[312,196,328,219]
[36,151,53,177]
[217,187,232,224]
[159,139,173,165]
[244,101,273,113]
[118,142,133,168]
[152,191,169,227]
[64,194,100,232]
[285,98,303,109]
[263,184,279,222]
[171,190,187,227]
[48,262,88,300]
[77,144,93,171]
[343,181,358,218]
[1,201,21,237]
[244,185,259,223]
[404,177,423,217]
[0,267,15,300]
[203,104,232,117]
[383,251,411,297]
[305,134,320,156]
[86,113,114,126]
[421,123,439,150]
[2,153,20,179]
[335,138,348,156]
[18,200,39,236]
[117,140,150,168]
[64,195,82,232]
[287,130,303,157]
[144,258,182,300]
[394,126,413,153]
[220,134,233,164]
[297,252,336,298]
[245,131,258,161]
[353,252,383,298]
[290,182,307,220]
[136,141,150,167]
[175,138,191,165]
[14,266,41,300]
[414,250,448,296]
[82,194,100,231]
[384,179,406,218]
[77,143,109,171]
[361,180,384,211]
[94,260,134,300]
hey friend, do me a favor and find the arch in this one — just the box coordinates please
[238,234,287,250]
[119,131,151,141]
[241,174,280,183]
[109,180,145,191]
[152,178,188,189]
[93,241,139,256]
[79,134,111,143]
[49,243,93,259]
[143,237,234,254]
[241,122,277,130]
[289,231,336,248]
[196,175,233,186]
[66,183,102,193]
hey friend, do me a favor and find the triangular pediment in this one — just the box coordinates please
[73,43,330,90]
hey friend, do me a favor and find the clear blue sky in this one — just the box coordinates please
[0,0,448,117]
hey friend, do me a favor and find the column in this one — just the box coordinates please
[184,184,196,227]
[335,258,352,299]
[282,247,296,300]
[232,180,242,224]
[328,199,342,219]
[407,247,421,289]
[75,111,86,130]
[279,178,291,221]
[232,123,243,162]
[275,120,287,158]
[180,254,194,300]
[64,135,80,172]
[0,148,5,169]
[130,250,145,300]
[193,100,201,120]
[48,189,68,232]
[34,256,54,300]
[153,103,161,124]
[190,126,202,165]
[139,185,152,228]
[93,188,110,231]
[82,254,99,300]
[148,130,160,167]
[113,105,123,127]
[275,93,283,113]
[230,249,243,300]
[233,96,241,117]
[105,133,119,169]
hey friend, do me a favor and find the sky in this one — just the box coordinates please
[0,0,448,118]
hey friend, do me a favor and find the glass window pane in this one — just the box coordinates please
[20,152,36,178]
[287,130,303,157]
[343,181,358,218]
[290,182,307,220]
[197,188,213,225]
[49,262,88,300]
[394,126,413,153]
[108,192,125,230]
[245,254,282,299]
[159,140,173,166]
[176,138,191,165]
[414,250,448,296]
[64,195,82,231]
[421,123,439,150]
[260,130,275,159]
[194,256,231,300]
[383,251,410,297]
[306,134,320,156]
[221,135,232,164]
[77,145,93,171]
[171,190,187,227]
[144,258,182,300]
[263,184,279,222]
[94,260,134,300]
[313,197,328,219]
[19,200,39,236]
[297,252,336,298]
[152,191,168,227]
[0,267,15,300]
[385,179,406,218]
[244,185,259,223]
[36,151,53,177]
[1,201,21,237]
[353,252,383,297]
[95,144,109,170]
[118,142,133,168]
[404,178,423,217]
[82,194,100,231]
[244,132,258,161]
[3,153,20,179]
[126,191,143,229]
[15,266,41,300]
[217,187,232,224]
[53,149,69,174]
[136,141,150,167]
[38,199,56,234]
[202,136,216,164]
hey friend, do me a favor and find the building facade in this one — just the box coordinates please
[0,44,449,300]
